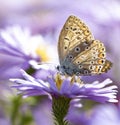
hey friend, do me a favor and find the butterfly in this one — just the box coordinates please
[57,15,112,76]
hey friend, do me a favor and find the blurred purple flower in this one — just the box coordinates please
[0,25,40,60]
[0,25,40,79]
[67,103,120,125]
[89,104,120,125]
[32,99,53,125]
[10,69,118,103]
[67,106,89,125]
[0,25,56,80]
[1,0,120,35]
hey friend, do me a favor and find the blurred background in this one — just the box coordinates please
[0,0,120,125]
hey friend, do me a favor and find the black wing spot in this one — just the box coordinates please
[84,70,89,74]
[68,55,73,59]
[73,28,77,31]
[78,65,83,69]
[75,47,80,53]
[64,46,68,49]
[64,37,69,41]
[85,46,89,50]
[65,27,69,30]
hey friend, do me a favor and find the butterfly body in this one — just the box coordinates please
[57,15,112,76]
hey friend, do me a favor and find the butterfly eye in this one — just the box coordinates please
[75,47,80,53]
[56,66,60,70]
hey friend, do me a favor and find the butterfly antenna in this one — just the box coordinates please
[30,60,58,71]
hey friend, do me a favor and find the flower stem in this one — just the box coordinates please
[52,96,71,125]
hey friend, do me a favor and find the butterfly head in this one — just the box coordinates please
[56,65,66,75]
[56,65,60,72]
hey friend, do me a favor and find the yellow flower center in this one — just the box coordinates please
[55,74,84,90]
[55,73,63,90]
[36,45,50,62]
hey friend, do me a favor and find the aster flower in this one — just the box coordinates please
[10,69,118,103]
[0,25,37,79]
[10,68,118,125]
[0,25,56,79]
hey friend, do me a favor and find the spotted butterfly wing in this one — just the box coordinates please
[58,15,112,76]
[58,15,94,64]
[72,40,112,75]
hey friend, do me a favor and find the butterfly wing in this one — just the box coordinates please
[58,15,112,76]
[58,15,94,64]
[72,40,112,75]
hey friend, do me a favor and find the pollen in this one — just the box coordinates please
[71,75,84,85]
[55,73,63,90]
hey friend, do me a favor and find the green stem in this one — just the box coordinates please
[52,96,71,125]
[11,95,22,125]
[11,66,36,125]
